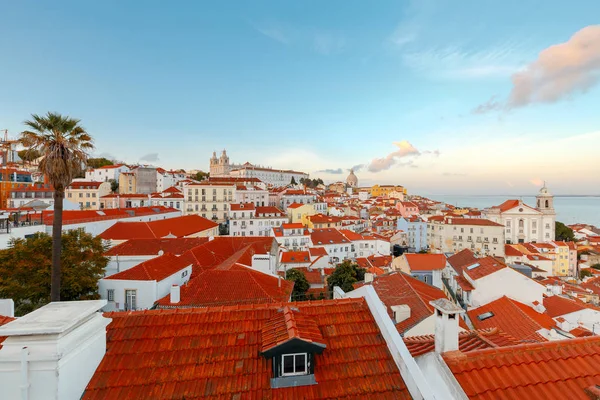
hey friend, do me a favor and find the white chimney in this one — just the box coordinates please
[532,300,546,314]
[0,299,14,317]
[0,300,109,400]
[430,298,465,354]
[364,273,374,283]
[391,304,411,323]
[170,285,181,304]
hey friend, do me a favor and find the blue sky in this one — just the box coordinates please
[1,0,599,195]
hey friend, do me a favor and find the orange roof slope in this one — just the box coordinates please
[447,248,478,274]
[445,336,600,400]
[404,253,446,271]
[404,328,520,357]
[280,251,310,263]
[105,253,191,281]
[155,265,293,307]
[182,237,275,269]
[84,298,410,399]
[355,272,451,333]
[0,316,16,351]
[261,306,326,353]
[543,295,590,317]
[462,256,506,280]
[105,238,209,256]
[99,215,218,240]
[467,296,555,342]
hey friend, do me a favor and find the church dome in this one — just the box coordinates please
[346,169,358,187]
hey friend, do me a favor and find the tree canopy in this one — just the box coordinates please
[327,260,366,293]
[286,268,310,300]
[88,157,114,169]
[290,177,297,185]
[191,171,208,182]
[555,221,575,242]
[299,178,324,188]
[0,229,107,316]
[580,269,593,280]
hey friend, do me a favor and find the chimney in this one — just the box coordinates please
[364,273,374,283]
[0,299,14,317]
[391,304,411,323]
[430,298,464,354]
[0,300,109,400]
[170,285,181,304]
[532,300,546,314]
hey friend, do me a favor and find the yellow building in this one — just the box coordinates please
[552,243,570,276]
[286,203,315,223]
[302,213,343,229]
[65,181,112,210]
[118,172,137,194]
[370,184,405,197]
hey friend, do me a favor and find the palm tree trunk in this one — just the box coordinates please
[50,189,64,302]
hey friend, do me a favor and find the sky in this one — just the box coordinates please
[1,0,600,195]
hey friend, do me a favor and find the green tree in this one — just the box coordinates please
[290,177,297,185]
[20,112,94,301]
[591,263,600,270]
[555,221,575,242]
[286,268,310,300]
[17,148,41,163]
[87,157,113,168]
[109,178,119,193]
[327,260,367,293]
[0,230,107,316]
[192,171,208,181]
[580,269,593,280]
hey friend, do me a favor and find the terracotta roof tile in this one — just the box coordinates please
[105,238,209,256]
[404,328,520,357]
[85,298,410,399]
[280,251,310,263]
[467,296,555,343]
[543,295,593,317]
[447,248,478,274]
[404,254,446,271]
[105,253,191,281]
[462,256,506,280]
[445,336,600,400]
[99,215,218,240]
[261,306,326,353]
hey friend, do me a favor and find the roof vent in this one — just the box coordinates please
[466,263,480,270]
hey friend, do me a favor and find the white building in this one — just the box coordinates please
[209,149,308,187]
[85,164,130,182]
[235,184,269,206]
[272,223,311,250]
[229,204,287,237]
[184,181,235,222]
[427,216,505,257]
[484,184,556,244]
[98,253,192,311]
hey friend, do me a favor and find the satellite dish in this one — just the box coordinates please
[158,250,164,256]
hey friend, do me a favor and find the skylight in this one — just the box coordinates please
[477,311,494,321]
[467,263,480,270]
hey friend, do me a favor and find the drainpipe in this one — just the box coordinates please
[20,346,29,400]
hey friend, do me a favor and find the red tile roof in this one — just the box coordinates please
[404,328,520,357]
[230,202,256,211]
[85,298,410,399]
[310,228,351,245]
[308,214,342,224]
[445,217,504,227]
[404,253,446,271]
[0,316,16,351]
[543,295,591,317]
[447,248,478,274]
[467,296,555,342]
[255,206,285,216]
[42,206,179,225]
[280,251,310,263]
[504,244,524,257]
[445,336,600,400]
[463,256,506,280]
[282,222,304,229]
[182,237,275,270]
[261,306,326,353]
[287,202,304,209]
[156,265,293,307]
[308,247,328,257]
[105,253,191,281]
[455,275,475,291]
[99,215,218,240]
[355,272,454,334]
[104,238,209,256]
[67,181,105,189]
[292,267,324,285]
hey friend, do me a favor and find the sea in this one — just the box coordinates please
[427,195,600,228]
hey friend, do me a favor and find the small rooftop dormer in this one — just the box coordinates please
[261,306,326,389]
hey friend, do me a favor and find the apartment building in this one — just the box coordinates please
[428,216,505,257]
[66,181,112,210]
[185,181,235,222]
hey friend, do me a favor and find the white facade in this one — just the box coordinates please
[484,187,556,244]
[229,204,287,237]
[86,165,130,182]
[427,218,505,257]
[235,186,269,206]
[465,267,546,308]
[99,264,192,311]
[185,182,235,222]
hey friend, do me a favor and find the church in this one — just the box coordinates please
[209,149,309,187]
[484,184,556,244]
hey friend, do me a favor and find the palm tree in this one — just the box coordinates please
[20,112,94,302]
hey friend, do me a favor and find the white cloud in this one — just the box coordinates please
[313,32,345,55]
[475,25,600,112]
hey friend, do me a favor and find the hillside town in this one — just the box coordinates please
[1,140,600,399]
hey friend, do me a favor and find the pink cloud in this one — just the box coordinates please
[368,140,420,172]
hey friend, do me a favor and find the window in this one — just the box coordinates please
[282,353,307,376]
[182,270,188,278]
[107,289,115,302]
[125,289,137,310]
